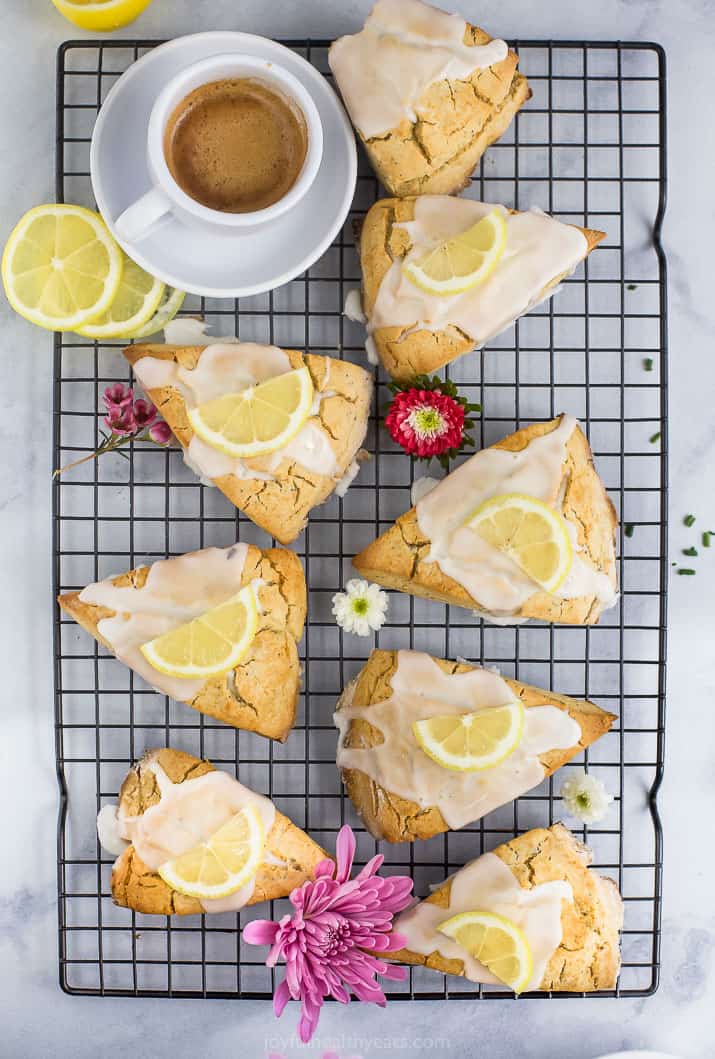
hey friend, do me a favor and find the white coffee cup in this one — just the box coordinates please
[114,52,324,243]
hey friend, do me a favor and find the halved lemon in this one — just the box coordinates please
[413,701,525,771]
[158,805,265,900]
[2,204,123,332]
[50,0,154,32]
[140,585,258,679]
[126,286,186,339]
[188,366,314,459]
[438,910,533,994]
[403,208,507,296]
[75,252,165,339]
[468,493,573,593]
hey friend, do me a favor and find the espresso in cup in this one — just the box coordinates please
[163,77,308,214]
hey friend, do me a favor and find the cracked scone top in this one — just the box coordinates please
[126,341,373,544]
[392,824,623,991]
[100,749,325,916]
[58,543,306,740]
[353,416,619,625]
[329,0,529,197]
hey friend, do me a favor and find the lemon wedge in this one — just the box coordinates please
[140,586,258,679]
[413,701,525,772]
[438,910,534,993]
[2,204,123,332]
[403,209,507,296]
[188,366,314,459]
[50,0,154,32]
[127,286,186,339]
[467,493,573,593]
[158,805,265,900]
[76,252,165,339]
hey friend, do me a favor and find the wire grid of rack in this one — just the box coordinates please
[53,38,667,1000]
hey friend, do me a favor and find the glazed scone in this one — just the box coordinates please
[103,749,326,915]
[335,649,616,842]
[125,342,373,545]
[353,416,618,625]
[58,543,306,741]
[329,0,530,197]
[360,196,605,380]
[392,823,623,991]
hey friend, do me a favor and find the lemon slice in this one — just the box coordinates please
[413,701,525,771]
[50,0,154,32]
[76,252,165,339]
[188,366,314,459]
[468,493,573,593]
[126,286,186,339]
[140,585,258,679]
[438,910,534,993]
[158,805,265,900]
[2,204,123,332]
[403,209,507,296]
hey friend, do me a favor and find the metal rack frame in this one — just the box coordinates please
[53,38,668,1000]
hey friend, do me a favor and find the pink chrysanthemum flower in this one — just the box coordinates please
[243,825,413,1044]
[132,398,158,429]
[103,382,133,411]
[149,420,173,445]
[103,405,137,437]
[385,388,465,459]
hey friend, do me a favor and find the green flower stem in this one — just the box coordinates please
[53,430,167,478]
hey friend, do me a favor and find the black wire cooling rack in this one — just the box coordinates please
[52,38,668,1000]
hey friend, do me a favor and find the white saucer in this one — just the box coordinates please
[90,32,357,298]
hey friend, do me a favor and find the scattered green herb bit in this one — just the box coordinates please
[684,514,696,527]
[625,523,634,538]
[643,358,653,372]
[677,568,696,576]
[627,283,638,290]
[683,546,698,557]
[649,431,661,444]
[703,532,711,549]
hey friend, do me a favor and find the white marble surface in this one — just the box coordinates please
[1,1,713,1057]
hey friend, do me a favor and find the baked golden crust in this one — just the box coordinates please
[333,21,531,197]
[337,650,616,843]
[392,823,623,991]
[57,545,306,741]
[360,197,605,381]
[111,749,326,915]
[353,417,618,626]
[124,344,373,545]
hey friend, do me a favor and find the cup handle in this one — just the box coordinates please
[115,188,171,243]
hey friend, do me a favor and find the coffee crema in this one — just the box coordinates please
[164,77,308,214]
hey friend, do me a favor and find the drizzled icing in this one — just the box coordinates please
[99,762,276,914]
[335,650,581,830]
[329,0,508,139]
[415,415,617,618]
[368,197,589,348]
[132,343,340,481]
[394,851,572,990]
[79,544,254,702]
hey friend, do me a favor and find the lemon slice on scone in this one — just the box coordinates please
[140,585,258,679]
[76,252,165,339]
[2,204,123,331]
[403,208,507,296]
[468,493,573,593]
[413,701,525,771]
[188,366,314,459]
[438,910,534,993]
[158,805,265,900]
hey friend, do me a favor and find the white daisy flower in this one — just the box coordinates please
[560,769,612,824]
[332,579,389,636]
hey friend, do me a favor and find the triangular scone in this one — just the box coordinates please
[329,0,530,197]
[336,649,616,843]
[392,824,623,992]
[124,343,373,545]
[359,196,605,380]
[58,543,306,741]
[353,416,618,625]
[109,749,326,915]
